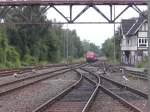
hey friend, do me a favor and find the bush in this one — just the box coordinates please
[68,56,73,64]
[136,57,148,68]
[22,54,38,66]
[107,58,120,65]
[6,46,21,67]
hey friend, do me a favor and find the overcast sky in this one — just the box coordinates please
[47,5,147,47]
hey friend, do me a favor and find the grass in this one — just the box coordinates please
[135,57,148,68]
[107,58,120,65]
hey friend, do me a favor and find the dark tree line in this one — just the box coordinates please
[0,6,101,68]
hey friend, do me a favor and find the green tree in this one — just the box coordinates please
[0,27,20,67]
[82,40,101,56]
[101,38,114,58]
[101,27,121,61]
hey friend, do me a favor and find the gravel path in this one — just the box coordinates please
[0,71,78,112]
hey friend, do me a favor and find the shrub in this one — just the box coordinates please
[6,46,21,67]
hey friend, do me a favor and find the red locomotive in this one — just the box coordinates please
[85,51,97,62]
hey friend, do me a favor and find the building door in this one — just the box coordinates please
[125,51,130,64]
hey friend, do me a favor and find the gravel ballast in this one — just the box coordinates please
[84,66,148,93]
[0,66,67,85]
[89,90,131,112]
[0,71,79,112]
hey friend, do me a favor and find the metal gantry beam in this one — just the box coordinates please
[0,0,147,6]
[0,0,146,24]
[72,5,90,22]
[0,4,147,24]
[113,5,131,22]
[92,5,111,22]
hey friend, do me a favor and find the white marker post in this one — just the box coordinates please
[148,0,150,111]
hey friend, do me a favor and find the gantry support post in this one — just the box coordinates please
[110,5,113,22]
[69,5,73,23]
[113,5,116,63]
[148,0,150,111]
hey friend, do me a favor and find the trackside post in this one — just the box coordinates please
[148,0,150,111]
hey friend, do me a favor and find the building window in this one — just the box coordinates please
[139,39,141,43]
[138,38,148,47]
[145,39,147,43]
[142,39,144,43]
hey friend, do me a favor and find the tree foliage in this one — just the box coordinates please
[101,27,121,61]
[82,40,101,56]
[0,6,101,68]
[0,27,20,68]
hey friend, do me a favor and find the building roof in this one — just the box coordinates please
[121,14,147,37]
[127,16,146,36]
[121,18,137,35]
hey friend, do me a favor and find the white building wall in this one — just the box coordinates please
[138,32,147,37]
[121,22,148,65]
[143,51,148,57]
[131,51,136,65]
[138,30,148,49]
[121,35,137,51]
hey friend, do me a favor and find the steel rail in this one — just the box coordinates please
[99,85,143,112]
[32,68,97,112]
[100,75,148,98]
[0,63,85,86]
[81,67,148,98]
[82,83,99,112]
[0,69,70,96]
[127,70,147,80]
[0,64,86,96]
[127,73,147,80]
[0,63,67,78]
[0,67,69,87]
[81,68,143,112]
[0,62,81,77]
[32,69,83,112]
[101,63,147,79]
[80,69,100,112]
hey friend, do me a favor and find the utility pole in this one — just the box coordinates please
[66,24,69,64]
[148,0,150,111]
[63,30,66,59]
[114,5,116,64]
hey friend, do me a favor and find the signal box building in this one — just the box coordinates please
[120,14,148,65]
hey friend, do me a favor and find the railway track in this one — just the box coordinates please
[88,89,132,112]
[87,63,148,93]
[0,63,86,96]
[0,63,81,78]
[81,66,147,98]
[32,66,145,112]
[126,70,147,80]
[101,78,147,112]
[0,69,31,78]
[42,78,95,112]
[1,61,145,112]
[91,62,147,80]
[81,67,147,112]
[32,69,98,112]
